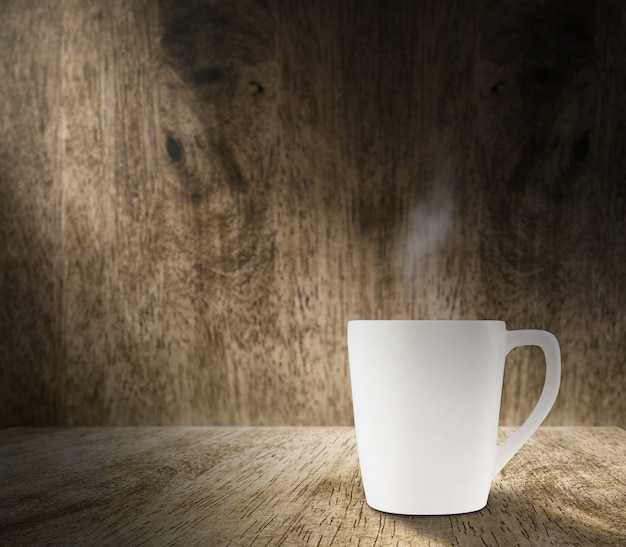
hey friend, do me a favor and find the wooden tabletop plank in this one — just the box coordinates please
[1,427,625,545]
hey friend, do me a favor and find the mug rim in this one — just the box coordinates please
[348,319,505,324]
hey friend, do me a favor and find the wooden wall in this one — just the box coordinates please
[1,0,624,428]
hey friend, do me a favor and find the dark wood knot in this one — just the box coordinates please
[166,135,183,162]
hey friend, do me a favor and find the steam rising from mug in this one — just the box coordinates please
[403,170,454,267]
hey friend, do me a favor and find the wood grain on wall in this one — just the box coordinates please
[0,1,64,425]
[1,0,624,427]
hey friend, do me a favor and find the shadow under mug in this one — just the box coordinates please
[347,320,561,515]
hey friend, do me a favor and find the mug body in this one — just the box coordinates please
[348,320,507,515]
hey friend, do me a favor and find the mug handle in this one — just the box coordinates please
[493,330,561,476]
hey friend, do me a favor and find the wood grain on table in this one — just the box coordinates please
[1,427,624,546]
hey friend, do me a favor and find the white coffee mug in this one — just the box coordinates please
[347,320,560,515]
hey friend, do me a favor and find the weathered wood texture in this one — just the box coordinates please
[1,427,625,545]
[0,0,625,426]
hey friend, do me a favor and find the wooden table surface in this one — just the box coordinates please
[1,427,624,546]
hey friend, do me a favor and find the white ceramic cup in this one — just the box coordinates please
[347,320,560,515]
